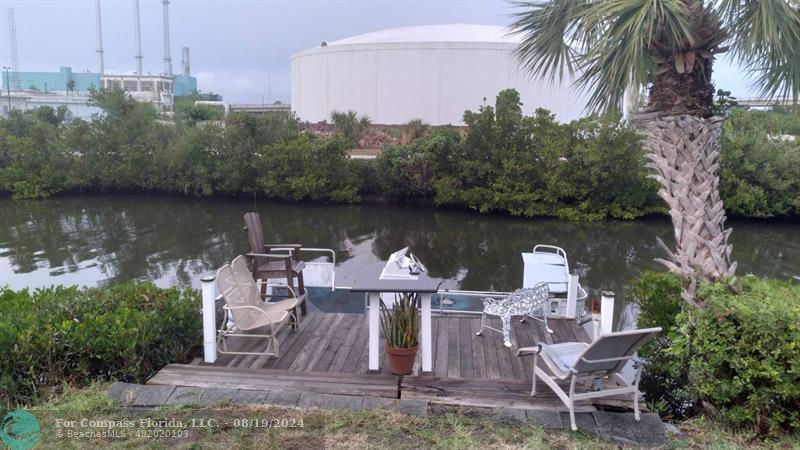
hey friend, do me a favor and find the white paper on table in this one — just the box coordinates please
[379,246,419,280]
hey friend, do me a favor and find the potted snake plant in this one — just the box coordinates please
[380,292,420,375]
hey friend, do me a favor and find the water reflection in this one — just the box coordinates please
[1,195,798,320]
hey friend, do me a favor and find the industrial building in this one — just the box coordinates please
[291,24,590,125]
[1,0,197,118]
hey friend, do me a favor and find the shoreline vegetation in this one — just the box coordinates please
[1,88,798,221]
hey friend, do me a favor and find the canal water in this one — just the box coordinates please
[1,195,798,326]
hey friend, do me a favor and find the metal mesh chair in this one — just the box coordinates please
[476,282,551,348]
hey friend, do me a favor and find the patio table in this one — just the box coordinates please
[350,272,440,374]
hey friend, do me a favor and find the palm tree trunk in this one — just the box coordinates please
[637,114,737,305]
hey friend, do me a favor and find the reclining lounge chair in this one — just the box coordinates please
[517,327,662,431]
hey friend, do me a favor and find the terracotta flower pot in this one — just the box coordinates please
[385,344,418,375]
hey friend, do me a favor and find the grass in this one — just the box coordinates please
[9,383,800,449]
[18,383,608,449]
[665,417,800,450]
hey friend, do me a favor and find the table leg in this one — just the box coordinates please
[421,293,432,373]
[368,292,380,372]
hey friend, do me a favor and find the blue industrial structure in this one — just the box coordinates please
[2,67,101,92]
[173,74,197,97]
[2,66,197,97]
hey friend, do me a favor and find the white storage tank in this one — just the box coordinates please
[291,24,589,125]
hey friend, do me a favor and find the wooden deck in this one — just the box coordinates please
[202,311,584,379]
[148,311,640,412]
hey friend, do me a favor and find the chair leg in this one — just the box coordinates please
[569,376,578,431]
[476,313,486,336]
[633,361,643,421]
[530,353,538,396]
[501,315,512,348]
[297,270,307,316]
[543,307,553,334]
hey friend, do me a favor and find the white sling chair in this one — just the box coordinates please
[215,255,299,357]
[517,327,662,431]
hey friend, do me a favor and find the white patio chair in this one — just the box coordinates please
[476,282,551,348]
[517,327,662,431]
[215,255,299,357]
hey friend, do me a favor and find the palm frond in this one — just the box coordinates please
[717,0,800,104]
[510,0,694,113]
[509,0,590,82]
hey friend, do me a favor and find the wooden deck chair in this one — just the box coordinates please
[216,255,299,357]
[517,327,662,431]
[243,211,307,315]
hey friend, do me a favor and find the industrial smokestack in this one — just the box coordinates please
[181,47,190,76]
[162,0,172,76]
[95,0,104,74]
[133,0,143,75]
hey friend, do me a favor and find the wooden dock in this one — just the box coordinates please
[148,312,641,412]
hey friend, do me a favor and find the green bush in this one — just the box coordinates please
[720,109,800,217]
[676,276,800,433]
[0,282,201,407]
[627,271,694,420]
[257,134,361,202]
[630,272,800,433]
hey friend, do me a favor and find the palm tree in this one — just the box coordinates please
[331,110,371,146]
[509,0,800,304]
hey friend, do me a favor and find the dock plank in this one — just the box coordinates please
[433,314,449,378]
[293,313,346,371]
[479,318,502,380]
[148,364,397,398]
[446,317,461,378]
[469,317,487,379]
[288,314,342,371]
[320,314,362,372]
[458,316,474,378]
[341,314,370,374]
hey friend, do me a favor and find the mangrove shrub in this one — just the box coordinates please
[0,282,201,407]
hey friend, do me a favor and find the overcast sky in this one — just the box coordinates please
[0,0,758,105]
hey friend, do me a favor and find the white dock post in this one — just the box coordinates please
[368,292,380,372]
[600,291,615,335]
[591,299,602,341]
[420,293,432,373]
[566,274,579,319]
[201,274,217,364]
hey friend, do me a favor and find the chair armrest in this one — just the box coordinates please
[516,344,543,357]
[247,252,293,259]
[264,243,302,251]
[222,304,283,324]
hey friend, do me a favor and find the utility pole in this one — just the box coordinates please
[2,66,10,112]
[95,0,105,74]
[133,0,143,75]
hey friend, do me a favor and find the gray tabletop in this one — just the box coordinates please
[349,268,442,293]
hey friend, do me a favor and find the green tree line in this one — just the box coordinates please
[1,87,798,220]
